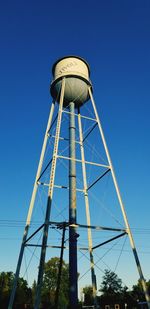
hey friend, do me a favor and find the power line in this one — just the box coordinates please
[0,219,150,230]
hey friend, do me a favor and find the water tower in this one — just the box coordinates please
[9,56,150,309]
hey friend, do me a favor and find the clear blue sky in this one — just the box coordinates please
[0,0,150,291]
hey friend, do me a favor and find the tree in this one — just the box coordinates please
[0,272,14,309]
[99,270,138,309]
[41,257,69,309]
[15,277,32,308]
[82,285,93,306]
[132,279,150,303]
[0,271,32,309]
[100,269,124,296]
[99,269,126,308]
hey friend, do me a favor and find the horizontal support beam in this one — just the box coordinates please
[49,221,70,229]
[87,168,110,191]
[62,109,97,122]
[37,156,109,184]
[57,155,110,169]
[54,184,84,192]
[70,223,126,232]
[26,244,66,249]
[92,232,127,250]
[48,221,126,232]
[48,134,80,144]
[25,221,125,233]
[26,243,89,251]
[24,222,68,245]
[37,183,84,192]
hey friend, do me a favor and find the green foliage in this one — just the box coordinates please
[0,272,14,308]
[83,285,93,305]
[41,257,69,309]
[1,266,150,309]
[16,277,32,306]
[131,279,150,302]
[98,270,138,308]
[0,271,32,309]
[100,269,124,296]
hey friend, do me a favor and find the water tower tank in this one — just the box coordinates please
[50,56,92,107]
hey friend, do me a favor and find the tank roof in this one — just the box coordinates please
[52,55,90,76]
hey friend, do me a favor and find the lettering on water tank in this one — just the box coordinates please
[58,61,78,74]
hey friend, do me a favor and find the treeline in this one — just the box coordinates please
[0,258,149,309]
[83,269,150,309]
[0,257,69,309]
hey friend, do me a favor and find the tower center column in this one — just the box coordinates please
[69,101,78,308]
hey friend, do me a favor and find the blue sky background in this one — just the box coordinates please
[0,0,150,291]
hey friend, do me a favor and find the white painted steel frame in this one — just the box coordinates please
[49,133,81,144]
[27,101,55,225]
[38,182,84,192]
[34,78,66,308]
[88,86,150,309]
[9,73,150,309]
[8,101,55,309]
[78,108,98,308]
[63,109,97,122]
[57,155,110,168]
